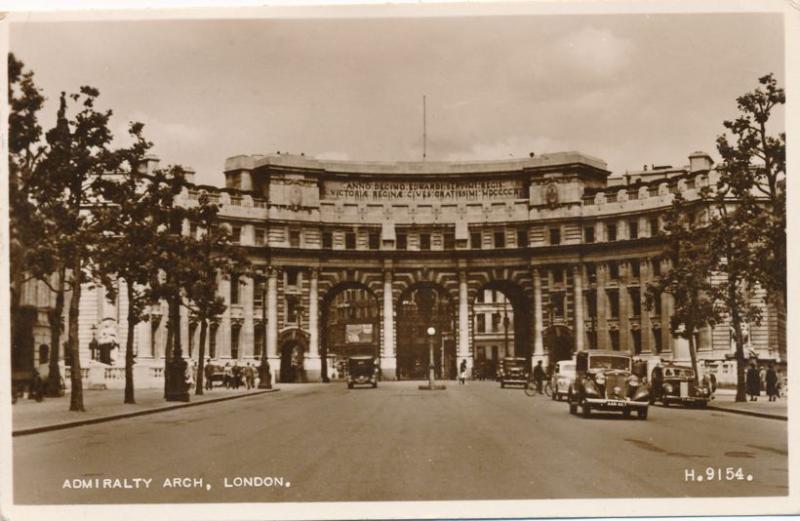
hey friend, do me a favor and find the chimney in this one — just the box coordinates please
[689,151,714,173]
[136,154,160,175]
[183,167,196,184]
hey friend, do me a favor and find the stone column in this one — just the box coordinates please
[597,265,608,349]
[619,265,630,351]
[573,265,584,352]
[266,267,279,374]
[640,259,652,354]
[306,268,321,381]
[381,267,396,379]
[458,270,471,377]
[243,276,254,359]
[219,277,231,358]
[533,268,544,361]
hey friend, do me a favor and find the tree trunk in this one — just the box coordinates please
[195,319,208,395]
[124,280,137,404]
[687,326,699,386]
[47,266,66,397]
[67,268,84,412]
[728,280,747,403]
[320,341,329,383]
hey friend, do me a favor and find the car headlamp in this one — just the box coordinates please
[595,373,606,385]
[629,375,639,387]
[664,383,673,393]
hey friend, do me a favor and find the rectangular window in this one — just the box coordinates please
[345,232,356,250]
[517,229,528,247]
[650,217,660,236]
[632,329,642,355]
[253,327,264,358]
[190,223,198,239]
[322,231,333,249]
[629,221,639,239]
[586,263,597,283]
[630,289,642,317]
[230,275,240,305]
[652,259,661,276]
[550,227,561,245]
[491,312,502,332]
[286,268,299,287]
[551,292,565,318]
[586,291,597,318]
[253,277,264,307]
[420,233,431,250]
[653,292,662,315]
[286,296,299,324]
[476,314,486,333]
[231,327,240,359]
[471,232,482,249]
[368,232,380,250]
[607,223,617,241]
[289,230,301,248]
[653,328,663,352]
[631,261,641,279]
[255,228,266,246]
[584,226,595,243]
[231,225,242,244]
[609,290,620,318]
[397,233,408,250]
[610,330,620,351]
[608,261,619,280]
[209,324,218,359]
[494,231,506,248]
[552,268,564,284]
[188,323,197,358]
[444,233,455,250]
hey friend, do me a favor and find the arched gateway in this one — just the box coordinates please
[81,150,780,382]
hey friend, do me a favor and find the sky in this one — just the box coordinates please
[10,10,785,186]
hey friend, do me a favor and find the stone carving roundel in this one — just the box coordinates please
[545,182,559,205]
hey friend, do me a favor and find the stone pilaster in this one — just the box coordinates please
[306,267,321,381]
[266,266,279,373]
[597,264,608,349]
[243,276,254,358]
[573,265,584,352]
[381,266,397,379]
[458,269,471,377]
[532,268,544,361]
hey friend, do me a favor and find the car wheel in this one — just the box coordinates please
[568,390,577,414]
[622,408,631,419]
[662,400,669,408]
[348,383,354,389]
[638,408,649,420]
[581,400,591,418]
[551,389,558,401]
[372,383,377,388]
[501,382,505,388]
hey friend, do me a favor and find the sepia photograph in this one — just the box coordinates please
[0,1,796,520]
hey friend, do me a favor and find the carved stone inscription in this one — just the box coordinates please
[321,179,526,202]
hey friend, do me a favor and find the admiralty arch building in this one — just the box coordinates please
[20,150,786,385]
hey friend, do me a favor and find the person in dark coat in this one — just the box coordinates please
[746,363,760,401]
[766,363,779,401]
[533,360,545,394]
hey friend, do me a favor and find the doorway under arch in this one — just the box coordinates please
[278,329,309,383]
[396,283,456,380]
[544,325,574,368]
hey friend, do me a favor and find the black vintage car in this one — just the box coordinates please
[568,350,649,419]
[348,356,378,389]
[651,363,710,407]
[498,357,529,388]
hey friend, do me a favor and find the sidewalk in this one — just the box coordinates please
[706,389,787,420]
[12,385,279,436]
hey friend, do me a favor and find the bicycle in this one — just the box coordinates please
[524,375,553,397]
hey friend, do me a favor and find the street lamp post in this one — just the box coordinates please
[417,288,446,391]
[258,280,272,389]
[503,299,510,357]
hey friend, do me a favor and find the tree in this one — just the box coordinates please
[716,73,785,309]
[182,191,250,395]
[30,87,116,411]
[94,126,189,404]
[646,191,721,384]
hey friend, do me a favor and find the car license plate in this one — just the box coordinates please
[680,382,689,397]
[607,400,627,407]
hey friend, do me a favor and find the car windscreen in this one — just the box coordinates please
[588,356,630,371]
[503,360,525,368]
[665,367,694,378]
[558,363,575,373]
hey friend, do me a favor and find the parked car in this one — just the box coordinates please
[551,359,576,401]
[348,356,378,389]
[498,357,529,388]
[568,350,649,419]
[650,363,710,407]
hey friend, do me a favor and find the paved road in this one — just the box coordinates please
[13,381,788,504]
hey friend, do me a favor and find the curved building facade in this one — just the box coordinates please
[44,150,785,385]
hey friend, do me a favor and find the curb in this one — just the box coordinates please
[707,404,787,421]
[12,388,280,437]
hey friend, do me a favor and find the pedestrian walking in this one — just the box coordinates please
[223,362,233,388]
[766,363,779,401]
[459,359,467,385]
[245,363,255,389]
[709,372,717,397]
[204,359,215,390]
[746,362,760,401]
[533,360,545,394]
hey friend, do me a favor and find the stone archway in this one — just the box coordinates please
[278,328,309,383]
[396,282,456,380]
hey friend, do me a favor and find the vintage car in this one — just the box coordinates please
[498,357,529,388]
[568,350,649,419]
[650,363,710,407]
[347,356,378,389]
[551,359,576,401]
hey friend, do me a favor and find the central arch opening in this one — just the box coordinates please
[321,283,380,381]
[397,283,456,380]
[471,280,531,380]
